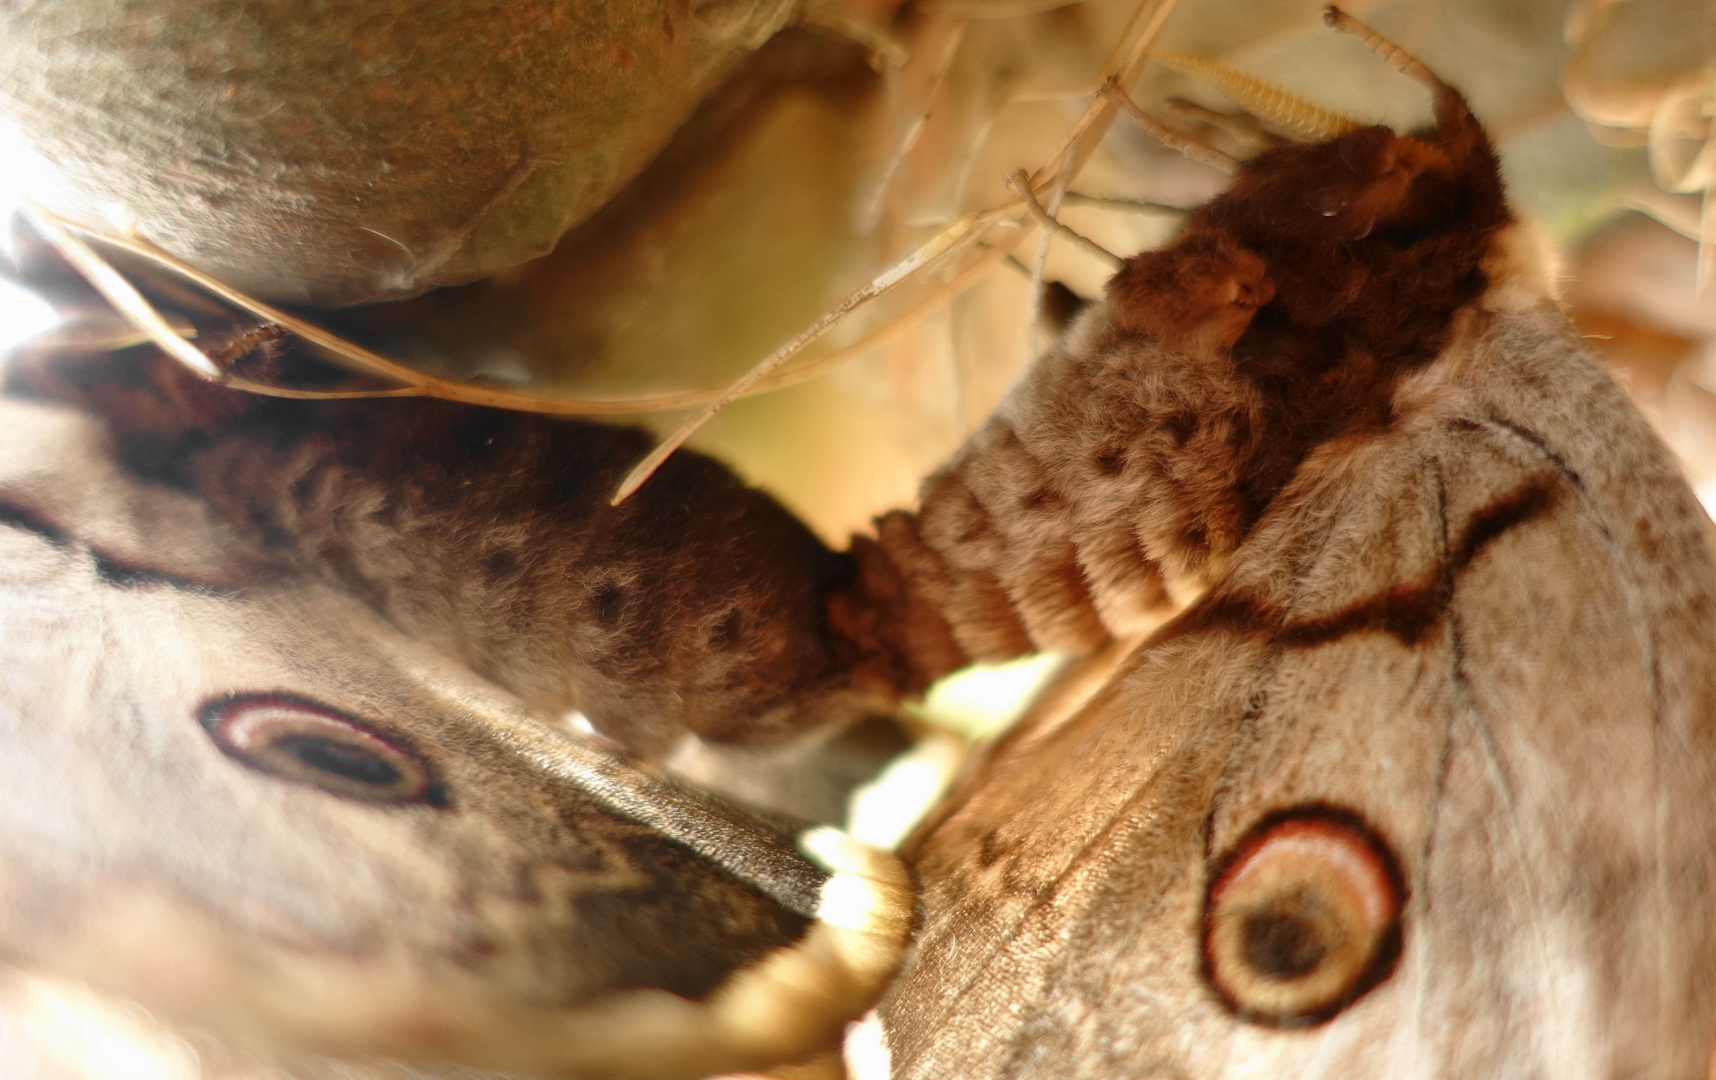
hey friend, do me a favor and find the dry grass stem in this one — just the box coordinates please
[26,203,990,415]
[615,0,1184,500]
[1007,170,1123,270]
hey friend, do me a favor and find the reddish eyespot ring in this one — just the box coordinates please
[199,693,447,806]
[1203,805,1404,1026]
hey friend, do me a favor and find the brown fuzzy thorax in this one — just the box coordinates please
[846,83,1514,684]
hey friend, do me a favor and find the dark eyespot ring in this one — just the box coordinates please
[1203,805,1404,1026]
[199,694,447,806]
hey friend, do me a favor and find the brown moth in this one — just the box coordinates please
[0,380,915,1078]
[840,11,1716,1078]
[0,202,944,1075]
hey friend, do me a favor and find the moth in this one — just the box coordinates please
[3,9,1715,1080]
[845,11,1716,1078]
[0,376,918,1078]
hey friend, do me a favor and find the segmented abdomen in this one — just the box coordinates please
[838,245,1272,686]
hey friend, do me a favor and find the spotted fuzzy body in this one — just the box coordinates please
[7,347,905,760]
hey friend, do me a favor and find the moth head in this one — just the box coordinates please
[1202,805,1405,1026]
[1218,120,1475,249]
[1238,7,1498,245]
[1153,46,1511,436]
[1311,130,1461,234]
[1184,21,1506,342]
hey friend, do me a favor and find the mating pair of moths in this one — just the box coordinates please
[2,10,1713,1078]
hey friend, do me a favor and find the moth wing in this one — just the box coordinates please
[0,398,910,1079]
[1426,302,1716,1076]
[876,399,1440,1077]
[874,309,1716,1079]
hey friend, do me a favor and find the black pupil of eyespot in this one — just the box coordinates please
[1241,901,1328,981]
[278,734,402,787]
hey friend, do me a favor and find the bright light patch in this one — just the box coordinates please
[846,733,965,850]
[0,973,197,1080]
[0,117,68,354]
[843,653,1065,850]
[913,651,1063,741]
[0,276,57,356]
[1700,480,1716,519]
[842,1010,891,1080]
[564,710,598,736]
[0,116,58,212]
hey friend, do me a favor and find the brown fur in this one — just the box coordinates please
[6,347,898,757]
[0,79,1516,737]
[0,79,1521,749]
[849,80,1512,674]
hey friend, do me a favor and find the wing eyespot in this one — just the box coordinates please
[1202,805,1403,1026]
[199,694,447,806]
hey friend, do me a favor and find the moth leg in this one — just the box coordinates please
[1007,170,1123,270]
[1101,79,1239,175]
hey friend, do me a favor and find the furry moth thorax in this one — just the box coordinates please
[843,66,1520,672]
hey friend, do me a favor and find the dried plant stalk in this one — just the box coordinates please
[21,203,995,415]
[26,0,1191,500]
[614,0,1187,502]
